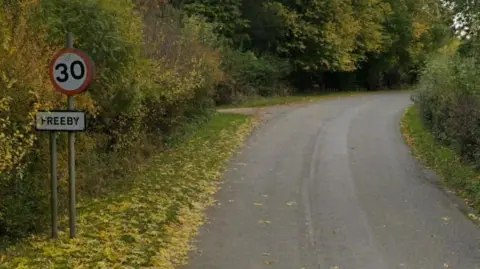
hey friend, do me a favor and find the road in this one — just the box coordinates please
[183,92,480,269]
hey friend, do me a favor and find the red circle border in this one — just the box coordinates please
[49,48,94,96]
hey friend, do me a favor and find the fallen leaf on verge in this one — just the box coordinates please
[254,202,263,206]
[258,220,271,225]
[442,217,450,222]
[468,213,479,221]
[286,201,296,206]
[264,260,277,265]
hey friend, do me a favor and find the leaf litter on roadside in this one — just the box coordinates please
[258,220,271,225]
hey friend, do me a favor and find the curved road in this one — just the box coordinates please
[184,92,480,269]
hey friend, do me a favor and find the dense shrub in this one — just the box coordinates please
[413,52,480,169]
[139,5,223,134]
[215,47,292,105]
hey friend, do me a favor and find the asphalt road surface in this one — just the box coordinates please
[184,92,480,269]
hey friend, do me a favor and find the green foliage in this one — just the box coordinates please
[215,47,291,104]
[182,0,249,46]
[413,52,480,169]
[265,0,363,72]
[356,0,453,90]
[180,0,294,105]
[181,0,454,92]
[138,6,224,134]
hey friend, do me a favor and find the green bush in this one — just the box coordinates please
[215,47,292,105]
[413,53,480,168]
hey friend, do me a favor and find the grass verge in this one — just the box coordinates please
[0,113,257,269]
[218,89,410,109]
[401,105,480,218]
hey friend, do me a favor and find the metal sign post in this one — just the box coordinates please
[37,32,94,239]
[66,32,77,239]
[50,131,57,239]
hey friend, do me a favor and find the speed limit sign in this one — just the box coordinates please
[49,48,94,96]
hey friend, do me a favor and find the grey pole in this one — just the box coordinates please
[50,131,57,239]
[67,32,76,238]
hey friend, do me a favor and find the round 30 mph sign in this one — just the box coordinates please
[49,48,94,96]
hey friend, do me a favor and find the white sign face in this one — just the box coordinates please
[49,48,94,96]
[52,53,89,91]
[36,111,86,132]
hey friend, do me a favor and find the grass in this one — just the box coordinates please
[401,105,480,217]
[0,113,257,269]
[217,91,363,109]
[218,88,410,109]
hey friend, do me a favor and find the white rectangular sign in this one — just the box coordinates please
[35,111,86,131]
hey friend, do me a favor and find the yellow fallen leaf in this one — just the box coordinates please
[258,220,271,225]
[468,213,479,221]
[264,259,277,265]
[254,202,263,206]
[442,217,450,222]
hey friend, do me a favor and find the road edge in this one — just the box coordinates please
[400,105,480,225]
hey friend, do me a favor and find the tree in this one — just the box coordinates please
[174,0,453,91]
[181,0,250,46]
[355,0,453,89]
[263,0,389,73]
